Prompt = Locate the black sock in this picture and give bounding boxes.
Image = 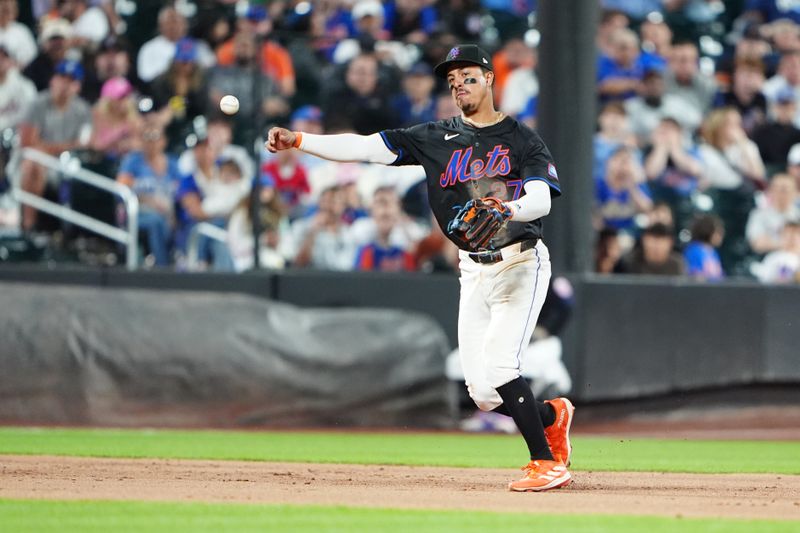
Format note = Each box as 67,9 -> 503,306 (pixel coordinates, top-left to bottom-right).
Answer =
495,377 -> 554,461
494,398 -> 556,427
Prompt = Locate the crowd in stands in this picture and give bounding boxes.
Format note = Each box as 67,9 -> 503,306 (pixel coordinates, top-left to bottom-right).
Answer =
0,0 -> 799,283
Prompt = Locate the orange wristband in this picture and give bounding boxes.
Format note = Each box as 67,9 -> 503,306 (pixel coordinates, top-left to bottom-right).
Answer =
292,131 -> 303,149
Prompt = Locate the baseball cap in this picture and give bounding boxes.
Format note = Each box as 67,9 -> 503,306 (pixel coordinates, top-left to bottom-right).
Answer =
290,105 -> 323,123
243,5 -> 268,22
434,44 -> 494,78
98,35 -> 128,54
788,143 -> 800,166
173,38 -> 198,63
101,76 -> 133,100
39,18 -> 72,44
407,62 -> 433,77
352,0 -> 384,20
55,59 -> 84,82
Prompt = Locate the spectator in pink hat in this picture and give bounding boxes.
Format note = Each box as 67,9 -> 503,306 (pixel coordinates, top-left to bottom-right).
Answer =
89,76 -> 142,165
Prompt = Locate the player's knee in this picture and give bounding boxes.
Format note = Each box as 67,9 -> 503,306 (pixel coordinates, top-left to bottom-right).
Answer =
484,365 -> 520,390
466,382 -> 502,411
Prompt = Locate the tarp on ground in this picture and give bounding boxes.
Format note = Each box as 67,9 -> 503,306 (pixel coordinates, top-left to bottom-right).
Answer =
0,283 -> 452,428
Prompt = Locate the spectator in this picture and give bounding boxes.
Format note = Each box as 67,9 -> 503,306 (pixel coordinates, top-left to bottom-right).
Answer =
639,15 -> 672,69
595,226 -> 623,274
178,117 -> 255,191
148,38 -> 210,153
625,67 -> 699,145
289,184 -> 357,270
384,0 -> 438,43
226,176 -> 290,272
0,0 -> 36,69
594,146 -> 653,233
332,1 -> 412,69
351,184 -> 426,253
280,105 -> 326,173
392,61 -> 436,126
116,123 -> 182,267
492,37 -> 536,105
663,41 -> 716,120
762,50 -> 800,126
137,5 -> 215,84
215,5 -> 295,97
713,57 -> 768,135
23,17 -> 71,91
617,222 -> 686,275
354,186 -> 417,271
57,0 -> 109,49
260,143 -> 311,217
176,155 -> 248,270
643,117 -> 705,231
697,107 -> 767,190
597,27 -> 646,102
19,59 -> 91,231
684,214 -> 725,281
742,1 -> 800,25
80,36 -> 134,103
0,44 -> 36,132
322,52 -> 397,135
746,173 -> 800,254
89,76 -> 141,165
207,29 -> 288,147
752,86 -> 800,170
596,9 -> 630,57
500,40 -> 539,118
786,142 -> 800,190
593,102 -> 638,183
753,221 -> 800,282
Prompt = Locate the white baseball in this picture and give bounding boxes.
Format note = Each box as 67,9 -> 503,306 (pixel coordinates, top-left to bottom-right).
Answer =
220,95 -> 240,115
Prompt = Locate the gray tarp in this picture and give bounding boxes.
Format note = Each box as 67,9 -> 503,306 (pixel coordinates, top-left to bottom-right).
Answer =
0,283 -> 452,428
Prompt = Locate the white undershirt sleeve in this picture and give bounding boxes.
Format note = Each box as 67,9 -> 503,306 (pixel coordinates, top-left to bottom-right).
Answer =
298,133 -> 398,165
506,180 -> 552,222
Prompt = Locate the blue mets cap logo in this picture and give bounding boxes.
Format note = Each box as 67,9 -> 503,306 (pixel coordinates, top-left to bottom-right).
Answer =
446,47 -> 461,61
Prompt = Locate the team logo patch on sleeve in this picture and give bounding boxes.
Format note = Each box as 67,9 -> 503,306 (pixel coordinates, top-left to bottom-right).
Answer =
548,163 -> 558,179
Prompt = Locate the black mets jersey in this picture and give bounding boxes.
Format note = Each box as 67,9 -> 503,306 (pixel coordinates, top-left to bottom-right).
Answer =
380,116 -> 561,251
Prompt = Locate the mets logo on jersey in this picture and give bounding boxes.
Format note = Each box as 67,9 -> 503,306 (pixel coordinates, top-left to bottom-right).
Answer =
439,145 -> 512,187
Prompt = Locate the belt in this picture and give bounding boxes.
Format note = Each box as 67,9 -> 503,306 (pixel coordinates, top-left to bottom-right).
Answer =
468,239 -> 538,264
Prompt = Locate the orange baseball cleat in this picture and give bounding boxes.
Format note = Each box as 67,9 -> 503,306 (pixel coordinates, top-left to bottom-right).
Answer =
508,460 -> 572,492
544,397 -> 575,466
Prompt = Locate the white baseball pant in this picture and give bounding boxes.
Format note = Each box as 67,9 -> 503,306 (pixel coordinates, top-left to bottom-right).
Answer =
457,240 -> 552,411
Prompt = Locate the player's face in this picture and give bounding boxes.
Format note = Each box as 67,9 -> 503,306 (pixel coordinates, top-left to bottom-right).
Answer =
446,65 -> 492,114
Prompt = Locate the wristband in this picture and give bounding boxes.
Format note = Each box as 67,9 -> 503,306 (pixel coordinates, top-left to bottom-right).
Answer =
292,132 -> 303,149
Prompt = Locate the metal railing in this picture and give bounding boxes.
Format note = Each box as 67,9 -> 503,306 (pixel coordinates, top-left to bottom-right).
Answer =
186,221 -> 228,271
14,148 -> 139,270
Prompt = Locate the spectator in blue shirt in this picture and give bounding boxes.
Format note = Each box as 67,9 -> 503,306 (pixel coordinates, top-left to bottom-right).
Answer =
116,124 -> 182,266
684,214 -> 725,280
595,146 -> 653,232
597,28 -> 647,102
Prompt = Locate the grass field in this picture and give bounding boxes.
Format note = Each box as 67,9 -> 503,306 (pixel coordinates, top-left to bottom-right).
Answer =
1,426 -> 799,473
1,500 -> 797,533
1,427 -> 799,532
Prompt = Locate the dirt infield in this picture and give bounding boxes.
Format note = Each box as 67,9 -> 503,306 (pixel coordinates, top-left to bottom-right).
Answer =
2,455 -> 799,520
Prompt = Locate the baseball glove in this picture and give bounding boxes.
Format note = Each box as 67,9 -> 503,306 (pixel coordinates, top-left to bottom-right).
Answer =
447,197 -> 513,251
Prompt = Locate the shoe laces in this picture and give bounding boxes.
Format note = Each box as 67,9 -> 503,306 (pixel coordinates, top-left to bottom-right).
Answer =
521,459 -> 565,476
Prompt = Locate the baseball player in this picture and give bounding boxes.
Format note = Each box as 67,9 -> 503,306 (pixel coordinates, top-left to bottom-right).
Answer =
267,44 -> 575,492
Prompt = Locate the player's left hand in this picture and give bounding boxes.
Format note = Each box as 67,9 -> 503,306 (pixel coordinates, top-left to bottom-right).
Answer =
447,197 -> 513,251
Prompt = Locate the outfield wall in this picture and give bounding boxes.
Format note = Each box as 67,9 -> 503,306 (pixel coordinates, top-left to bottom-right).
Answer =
0,267 -> 798,412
